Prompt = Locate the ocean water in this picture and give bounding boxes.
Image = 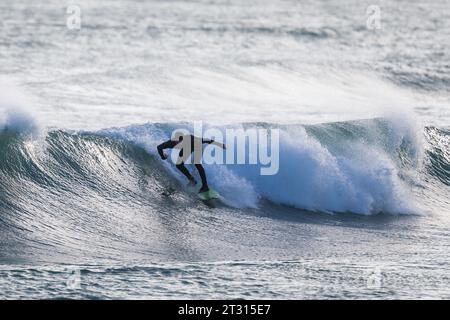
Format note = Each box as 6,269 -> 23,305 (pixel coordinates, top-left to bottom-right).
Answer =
0,0 -> 449,299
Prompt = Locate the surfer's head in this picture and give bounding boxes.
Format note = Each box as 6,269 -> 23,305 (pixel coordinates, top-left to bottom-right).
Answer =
172,130 -> 188,142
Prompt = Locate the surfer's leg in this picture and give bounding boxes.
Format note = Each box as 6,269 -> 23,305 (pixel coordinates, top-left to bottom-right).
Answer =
195,164 -> 209,192
176,149 -> 197,185
176,162 -> 196,184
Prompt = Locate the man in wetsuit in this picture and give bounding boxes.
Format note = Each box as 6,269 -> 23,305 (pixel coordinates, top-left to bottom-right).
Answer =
157,133 -> 226,193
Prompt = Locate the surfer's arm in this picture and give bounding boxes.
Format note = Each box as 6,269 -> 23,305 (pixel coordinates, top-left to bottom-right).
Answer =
157,140 -> 177,159
202,138 -> 226,149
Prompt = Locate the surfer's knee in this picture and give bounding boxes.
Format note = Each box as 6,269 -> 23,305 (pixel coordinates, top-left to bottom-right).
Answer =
195,164 -> 206,176
194,163 -> 205,171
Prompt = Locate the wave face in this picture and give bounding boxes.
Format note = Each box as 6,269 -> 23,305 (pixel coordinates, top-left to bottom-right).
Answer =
1,119 -> 449,262
1,119 -> 448,215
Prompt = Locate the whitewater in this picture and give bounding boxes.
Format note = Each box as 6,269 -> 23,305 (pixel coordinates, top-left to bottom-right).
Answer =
0,0 -> 449,299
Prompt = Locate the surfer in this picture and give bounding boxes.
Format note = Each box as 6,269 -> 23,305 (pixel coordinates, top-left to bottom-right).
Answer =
157,133 -> 226,193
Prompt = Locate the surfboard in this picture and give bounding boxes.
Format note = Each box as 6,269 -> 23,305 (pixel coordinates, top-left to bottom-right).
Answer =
197,188 -> 220,201
186,183 -> 221,201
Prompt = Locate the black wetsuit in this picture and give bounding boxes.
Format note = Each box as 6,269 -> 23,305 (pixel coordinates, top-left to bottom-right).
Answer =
157,135 -> 215,192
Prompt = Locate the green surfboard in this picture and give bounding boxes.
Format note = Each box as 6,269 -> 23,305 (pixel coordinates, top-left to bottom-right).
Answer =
197,188 -> 220,201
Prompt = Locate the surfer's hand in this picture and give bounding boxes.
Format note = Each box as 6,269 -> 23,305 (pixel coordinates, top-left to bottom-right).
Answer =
161,152 -> 168,160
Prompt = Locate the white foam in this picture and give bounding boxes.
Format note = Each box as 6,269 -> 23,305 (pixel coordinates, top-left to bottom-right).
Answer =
0,81 -> 41,137
100,119 -> 419,215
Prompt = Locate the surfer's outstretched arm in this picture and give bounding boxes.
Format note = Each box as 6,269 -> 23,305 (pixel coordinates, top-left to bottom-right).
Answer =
201,138 -> 226,149
176,162 -> 196,183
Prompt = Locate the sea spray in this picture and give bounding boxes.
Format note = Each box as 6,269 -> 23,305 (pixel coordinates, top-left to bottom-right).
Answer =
0,81 -> 41,138
98,119 -> 421,214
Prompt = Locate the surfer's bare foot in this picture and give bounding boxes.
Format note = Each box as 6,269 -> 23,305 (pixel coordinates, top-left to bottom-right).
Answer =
198,185 -> 209,193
